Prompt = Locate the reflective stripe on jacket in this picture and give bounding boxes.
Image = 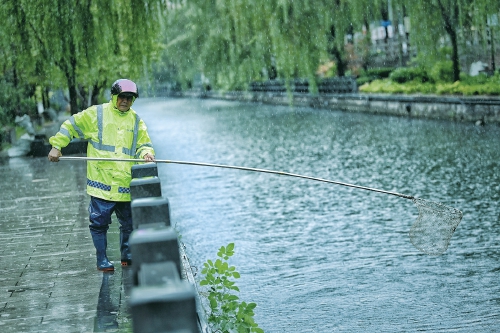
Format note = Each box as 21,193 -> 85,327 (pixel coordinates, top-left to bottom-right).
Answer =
49,102 -> 155,201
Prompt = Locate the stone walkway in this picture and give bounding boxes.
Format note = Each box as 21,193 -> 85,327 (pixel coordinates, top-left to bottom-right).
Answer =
0,156 -> 133,333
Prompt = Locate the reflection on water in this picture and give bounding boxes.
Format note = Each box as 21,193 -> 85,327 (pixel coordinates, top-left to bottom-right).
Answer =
93,268 -> 134,332
135,98 -> 500,332
94,272 -> 118,332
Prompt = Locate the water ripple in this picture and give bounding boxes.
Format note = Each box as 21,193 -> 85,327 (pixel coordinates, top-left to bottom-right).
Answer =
138,98 -> 500,333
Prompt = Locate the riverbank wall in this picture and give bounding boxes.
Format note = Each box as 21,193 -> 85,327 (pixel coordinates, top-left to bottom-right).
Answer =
183,90 -> 500,126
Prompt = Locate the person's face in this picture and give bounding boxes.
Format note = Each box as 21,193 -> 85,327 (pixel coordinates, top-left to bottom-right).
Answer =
116,94 -> 134,112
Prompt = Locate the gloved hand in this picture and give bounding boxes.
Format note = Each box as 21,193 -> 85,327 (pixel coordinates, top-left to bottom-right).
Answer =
48,147 -> 62,162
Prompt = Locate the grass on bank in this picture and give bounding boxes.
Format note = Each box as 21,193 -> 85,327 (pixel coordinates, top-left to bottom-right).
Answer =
360,78 -> 500,95
357,65 -> 500,96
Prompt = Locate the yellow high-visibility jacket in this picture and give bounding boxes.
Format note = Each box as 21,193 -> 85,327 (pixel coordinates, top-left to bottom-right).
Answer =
49,102 -> 155,202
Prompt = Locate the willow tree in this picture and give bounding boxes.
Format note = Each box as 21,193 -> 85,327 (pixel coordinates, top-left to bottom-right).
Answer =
350,0 -> 393,67
0,2 -> 38,124
158,0 -> 499,90
0,0 -> 164,115
465,0 -> 500,72
268,0 -> 354,82
80,1 -> 165,108
396,0 -> 500,81
399,0 -> 461,81
163,0 -> 283,90
161,0 -> 357,91
325,0 -> 354,77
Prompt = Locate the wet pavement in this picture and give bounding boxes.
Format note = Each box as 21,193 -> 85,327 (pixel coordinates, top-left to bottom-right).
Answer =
0,156 -> 134,333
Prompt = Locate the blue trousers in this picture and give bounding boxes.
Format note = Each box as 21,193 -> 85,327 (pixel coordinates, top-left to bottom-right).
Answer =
88,196 -> 133,260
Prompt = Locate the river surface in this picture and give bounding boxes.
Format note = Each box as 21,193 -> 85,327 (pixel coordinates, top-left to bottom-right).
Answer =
135,97 -> 500,332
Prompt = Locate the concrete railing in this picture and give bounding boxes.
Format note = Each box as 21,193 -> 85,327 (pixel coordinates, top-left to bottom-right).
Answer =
128,163 -> 209,333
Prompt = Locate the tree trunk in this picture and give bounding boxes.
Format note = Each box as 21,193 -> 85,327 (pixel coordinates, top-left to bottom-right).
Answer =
91,79 -> 107,105
450,30 -> 460,81
66,41 -> 79,114
330,24 -> 346,77
438,0 -> 460,82
67,78 -> 79,115
490,28 -> 496,71
331,46 -> 346,77
91,83 -> 101,106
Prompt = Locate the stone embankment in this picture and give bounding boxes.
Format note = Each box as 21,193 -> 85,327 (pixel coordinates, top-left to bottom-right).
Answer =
185,90 -> 500,125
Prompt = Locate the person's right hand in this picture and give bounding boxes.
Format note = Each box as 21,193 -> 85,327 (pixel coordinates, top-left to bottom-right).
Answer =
48,147 -> 62,162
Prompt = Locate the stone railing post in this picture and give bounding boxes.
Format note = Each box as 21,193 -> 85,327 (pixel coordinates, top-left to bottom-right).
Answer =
128,163 -> 201,333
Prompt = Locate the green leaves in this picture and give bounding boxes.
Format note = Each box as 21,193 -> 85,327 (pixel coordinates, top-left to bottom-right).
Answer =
158,0 -> 500,91
0,0 -> 166,116
360,72 -> 500,95
216,242 -> 236,261
199,243 -> 263,333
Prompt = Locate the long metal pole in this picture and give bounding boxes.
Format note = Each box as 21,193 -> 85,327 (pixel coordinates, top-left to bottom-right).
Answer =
58,156 -> 415,200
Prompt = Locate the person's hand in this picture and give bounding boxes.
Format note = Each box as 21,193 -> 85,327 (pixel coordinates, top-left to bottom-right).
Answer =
144,153 -> 156,162
48,147 -> 62,162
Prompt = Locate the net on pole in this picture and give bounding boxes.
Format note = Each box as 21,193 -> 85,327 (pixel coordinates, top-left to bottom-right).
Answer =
409,198 -> 463,255
57,156 -> 464,255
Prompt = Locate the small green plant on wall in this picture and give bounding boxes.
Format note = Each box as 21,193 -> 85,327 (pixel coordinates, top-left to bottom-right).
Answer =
200,243 -> 264,333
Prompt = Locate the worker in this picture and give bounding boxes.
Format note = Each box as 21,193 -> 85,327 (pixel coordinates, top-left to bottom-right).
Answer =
48,79 -> 155,271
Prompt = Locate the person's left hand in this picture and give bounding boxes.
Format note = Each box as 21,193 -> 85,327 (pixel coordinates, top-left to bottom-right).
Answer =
144,153 -> 156,162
